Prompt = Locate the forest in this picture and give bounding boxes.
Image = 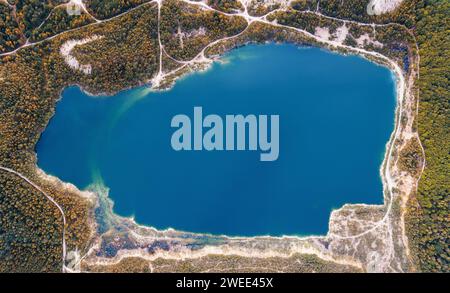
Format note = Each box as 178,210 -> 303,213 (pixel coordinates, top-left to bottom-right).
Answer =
85,0 -> 148,19
0,0 -> 448,272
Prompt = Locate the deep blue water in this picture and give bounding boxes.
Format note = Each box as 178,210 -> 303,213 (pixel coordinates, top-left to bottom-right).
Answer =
36,44 -> 395,236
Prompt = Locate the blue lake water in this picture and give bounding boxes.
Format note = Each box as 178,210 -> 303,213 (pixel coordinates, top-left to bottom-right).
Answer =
36,44 -> 396,236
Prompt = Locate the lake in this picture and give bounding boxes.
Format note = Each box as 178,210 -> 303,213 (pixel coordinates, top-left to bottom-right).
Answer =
36,44 -> 396,236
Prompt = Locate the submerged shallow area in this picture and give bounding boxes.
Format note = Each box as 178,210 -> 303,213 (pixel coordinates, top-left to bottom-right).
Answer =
36,44 -> 396,236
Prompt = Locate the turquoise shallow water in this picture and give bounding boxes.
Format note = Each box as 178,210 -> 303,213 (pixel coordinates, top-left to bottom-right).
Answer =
36,44 -> 396,236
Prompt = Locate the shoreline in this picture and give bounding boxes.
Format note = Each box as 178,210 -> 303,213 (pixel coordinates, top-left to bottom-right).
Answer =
28,32 -> 418,272
1,0 -> 422,272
